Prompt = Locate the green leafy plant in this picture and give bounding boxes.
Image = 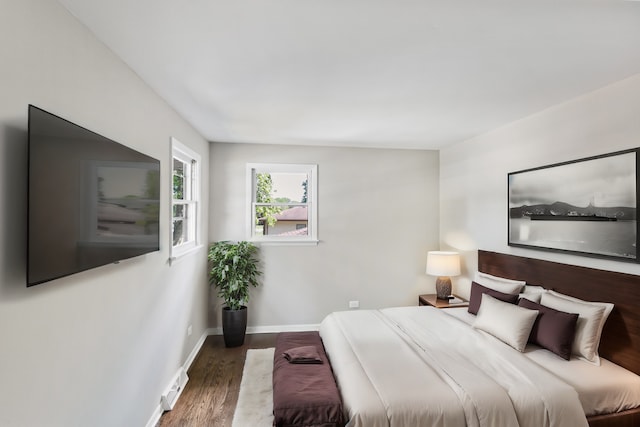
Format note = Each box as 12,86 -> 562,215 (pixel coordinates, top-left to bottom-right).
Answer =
207,241 -> 261,310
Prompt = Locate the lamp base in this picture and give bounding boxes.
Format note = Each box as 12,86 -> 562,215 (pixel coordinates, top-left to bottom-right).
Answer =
435,277 -> 452,300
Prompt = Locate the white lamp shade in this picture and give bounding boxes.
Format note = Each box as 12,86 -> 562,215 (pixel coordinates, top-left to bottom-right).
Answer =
426,251 -> 461,276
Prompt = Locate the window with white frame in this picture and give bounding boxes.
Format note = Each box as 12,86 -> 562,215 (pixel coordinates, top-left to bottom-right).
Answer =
247,163 -> 318,244
171,138 -> 201,258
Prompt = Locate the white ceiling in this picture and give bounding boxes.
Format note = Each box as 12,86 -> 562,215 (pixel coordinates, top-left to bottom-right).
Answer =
58,0 -> 640,150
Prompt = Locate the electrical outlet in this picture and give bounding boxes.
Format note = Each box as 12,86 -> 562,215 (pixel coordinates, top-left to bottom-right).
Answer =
187,325 -> 193,336
349,300 -> 359,309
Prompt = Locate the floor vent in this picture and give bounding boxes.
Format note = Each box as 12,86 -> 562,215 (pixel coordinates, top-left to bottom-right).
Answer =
161,368 -> 189,411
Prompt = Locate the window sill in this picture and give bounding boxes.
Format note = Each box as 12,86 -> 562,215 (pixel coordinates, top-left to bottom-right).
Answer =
169,244 -> 205,265
250,239 -> 319,247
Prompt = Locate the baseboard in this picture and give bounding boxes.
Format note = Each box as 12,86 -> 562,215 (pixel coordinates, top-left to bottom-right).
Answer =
207,324 -> 320,335
248,323 -> 320,334
145,330 -> 209,427
145,404 -> 163,427
184,331 -> 208,371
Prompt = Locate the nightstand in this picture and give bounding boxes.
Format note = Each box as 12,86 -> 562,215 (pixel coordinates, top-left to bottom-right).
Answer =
418,294 -> 469,309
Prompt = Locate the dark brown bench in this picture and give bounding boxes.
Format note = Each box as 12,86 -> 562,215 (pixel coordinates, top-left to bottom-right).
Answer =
272,331 -> 345,427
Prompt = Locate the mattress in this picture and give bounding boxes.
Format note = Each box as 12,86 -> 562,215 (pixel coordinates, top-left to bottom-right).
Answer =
444,307 -> 640,417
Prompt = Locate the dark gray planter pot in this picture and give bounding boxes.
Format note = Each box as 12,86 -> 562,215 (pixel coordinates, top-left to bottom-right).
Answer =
222,306 -> 247,348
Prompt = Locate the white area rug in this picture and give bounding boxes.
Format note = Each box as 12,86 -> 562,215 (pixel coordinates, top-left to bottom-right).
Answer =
232,347 -> 275,427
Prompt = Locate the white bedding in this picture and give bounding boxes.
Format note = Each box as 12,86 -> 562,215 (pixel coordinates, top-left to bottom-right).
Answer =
319,306 -> 592,427
444,307 -> 640,416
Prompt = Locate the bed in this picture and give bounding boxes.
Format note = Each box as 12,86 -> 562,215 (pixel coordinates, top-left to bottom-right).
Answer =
318,250 -> 640,427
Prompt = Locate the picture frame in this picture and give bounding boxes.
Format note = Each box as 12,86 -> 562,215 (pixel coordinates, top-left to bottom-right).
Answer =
508,148 -> 639,262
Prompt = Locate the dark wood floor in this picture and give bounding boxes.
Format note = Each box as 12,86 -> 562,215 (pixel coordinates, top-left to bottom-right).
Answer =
158,333 -> 278,427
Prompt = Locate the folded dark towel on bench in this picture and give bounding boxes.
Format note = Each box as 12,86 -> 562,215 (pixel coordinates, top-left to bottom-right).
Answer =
283,345 -> 323,364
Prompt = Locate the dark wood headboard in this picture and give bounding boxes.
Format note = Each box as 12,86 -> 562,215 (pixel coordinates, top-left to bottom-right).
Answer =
478,250 -> 640,376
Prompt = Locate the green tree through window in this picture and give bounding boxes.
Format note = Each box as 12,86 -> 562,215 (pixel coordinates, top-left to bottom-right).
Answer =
255,173 -> 282,227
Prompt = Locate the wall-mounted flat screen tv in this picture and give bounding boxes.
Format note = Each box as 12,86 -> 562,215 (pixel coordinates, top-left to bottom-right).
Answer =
27,105 -> 160,286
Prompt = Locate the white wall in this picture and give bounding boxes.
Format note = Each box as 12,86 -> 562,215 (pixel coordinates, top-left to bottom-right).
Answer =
440,74 -> 640,298
0,1 -> 209,426
209,142 -> 439,329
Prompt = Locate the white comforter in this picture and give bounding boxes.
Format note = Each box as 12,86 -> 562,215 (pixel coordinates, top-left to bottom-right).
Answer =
319,306 -> 588,427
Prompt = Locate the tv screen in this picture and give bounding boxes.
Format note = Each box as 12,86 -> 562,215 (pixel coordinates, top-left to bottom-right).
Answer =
27,105 -> 160,286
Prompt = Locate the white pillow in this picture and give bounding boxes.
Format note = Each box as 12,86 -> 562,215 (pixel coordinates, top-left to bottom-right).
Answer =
518,293 -> 542,303
518,285 -> 546,303
475,272 -> 526,294
473,293 -> 539,352
523,285 -> 546,294
539,291 -> 613,365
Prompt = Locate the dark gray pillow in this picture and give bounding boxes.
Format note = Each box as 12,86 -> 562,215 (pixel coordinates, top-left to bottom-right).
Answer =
468,281 -> 519,315
518,298 -> 579,360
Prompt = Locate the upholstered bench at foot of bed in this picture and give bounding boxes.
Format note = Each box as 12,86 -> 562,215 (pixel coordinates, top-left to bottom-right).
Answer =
272,331 -> 345,427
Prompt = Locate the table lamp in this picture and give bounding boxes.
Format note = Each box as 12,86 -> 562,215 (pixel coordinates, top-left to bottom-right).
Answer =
426,251 -> 461,300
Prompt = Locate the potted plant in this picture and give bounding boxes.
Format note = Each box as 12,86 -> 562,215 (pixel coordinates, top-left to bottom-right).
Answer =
207,240 -> 261,347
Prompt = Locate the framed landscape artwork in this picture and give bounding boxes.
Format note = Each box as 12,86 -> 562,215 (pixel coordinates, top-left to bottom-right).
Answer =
508,148 -> 639,262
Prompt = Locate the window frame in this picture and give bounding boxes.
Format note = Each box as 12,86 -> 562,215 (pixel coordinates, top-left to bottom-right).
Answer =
246,163 -> 318,245
171,137 -> 202,260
